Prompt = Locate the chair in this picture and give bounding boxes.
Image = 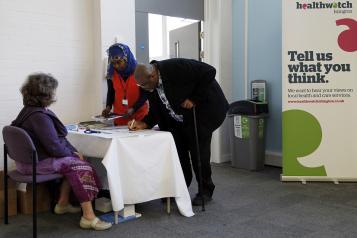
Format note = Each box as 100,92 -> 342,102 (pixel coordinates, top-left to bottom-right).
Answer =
2,126 -> 63,238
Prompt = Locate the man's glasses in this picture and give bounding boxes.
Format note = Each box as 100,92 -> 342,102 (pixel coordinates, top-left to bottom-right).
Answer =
136,81 -> 149,88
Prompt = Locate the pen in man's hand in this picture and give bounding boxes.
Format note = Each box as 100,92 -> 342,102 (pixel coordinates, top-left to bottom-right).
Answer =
130,119 -> 135,130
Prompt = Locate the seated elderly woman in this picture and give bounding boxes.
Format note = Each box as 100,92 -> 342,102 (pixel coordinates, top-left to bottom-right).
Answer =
11,73 -> 112,231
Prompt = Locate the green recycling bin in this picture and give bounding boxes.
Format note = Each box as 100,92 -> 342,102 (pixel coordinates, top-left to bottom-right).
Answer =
227,101 -> 268,171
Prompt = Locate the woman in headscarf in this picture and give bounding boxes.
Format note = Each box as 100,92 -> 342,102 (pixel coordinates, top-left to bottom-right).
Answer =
102,43 -> 149,125
12,73 -> 112,230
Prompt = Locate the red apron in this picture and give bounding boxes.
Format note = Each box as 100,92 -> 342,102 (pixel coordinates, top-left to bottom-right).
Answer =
112,71 -> 148,125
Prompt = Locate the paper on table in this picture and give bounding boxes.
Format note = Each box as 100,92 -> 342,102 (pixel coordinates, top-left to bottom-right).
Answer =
92,113 -> 124,122
78,121 -> 108,129
100,125 -> 128,130
97,129 -> 163,138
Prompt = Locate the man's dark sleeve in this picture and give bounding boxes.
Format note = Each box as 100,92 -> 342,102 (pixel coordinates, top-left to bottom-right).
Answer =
132,87 -> 149,111
141,95 -> 159,129
142,111 -> 159,129
106,79 -> 115,108
184,60 -> 217,105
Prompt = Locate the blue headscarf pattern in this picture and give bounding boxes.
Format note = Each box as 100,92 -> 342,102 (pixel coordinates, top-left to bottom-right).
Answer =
106,43 -> 137,79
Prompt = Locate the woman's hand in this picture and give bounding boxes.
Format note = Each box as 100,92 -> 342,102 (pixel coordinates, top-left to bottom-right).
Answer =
127,120 -> 148,131
74,152 -> 85,161
102,106 -> 112,117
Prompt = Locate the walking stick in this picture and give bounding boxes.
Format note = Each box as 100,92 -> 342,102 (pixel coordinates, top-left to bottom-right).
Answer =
192,106 -> 205,211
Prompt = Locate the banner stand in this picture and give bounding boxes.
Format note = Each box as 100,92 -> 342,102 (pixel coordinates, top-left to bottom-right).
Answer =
282,0 -> 357,182
281,176 -> 357,184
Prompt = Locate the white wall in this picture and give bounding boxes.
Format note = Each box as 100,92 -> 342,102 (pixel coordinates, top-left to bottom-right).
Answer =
0,0 -> 97,169
232,0 -> 282,166
0,0 -> 99,121
99,0 -> 136,106
0,0 -> 136,170
203,0 -> 233,163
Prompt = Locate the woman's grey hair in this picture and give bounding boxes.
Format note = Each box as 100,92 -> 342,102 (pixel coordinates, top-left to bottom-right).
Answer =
21,73 -> 58,107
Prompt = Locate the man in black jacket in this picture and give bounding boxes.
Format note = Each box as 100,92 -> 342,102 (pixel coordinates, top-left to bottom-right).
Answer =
129,58 -> 229,205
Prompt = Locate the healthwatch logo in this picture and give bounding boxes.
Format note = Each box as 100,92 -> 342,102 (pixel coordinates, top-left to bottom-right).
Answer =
296,1 -> 353,10
336,18 -> 357,52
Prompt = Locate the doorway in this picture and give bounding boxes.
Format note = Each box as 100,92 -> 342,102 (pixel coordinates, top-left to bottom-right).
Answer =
135,0 -> 204,63
148,14 -> 201,61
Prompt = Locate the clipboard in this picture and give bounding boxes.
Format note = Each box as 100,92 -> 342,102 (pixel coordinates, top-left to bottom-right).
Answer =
92,113 -> 125,122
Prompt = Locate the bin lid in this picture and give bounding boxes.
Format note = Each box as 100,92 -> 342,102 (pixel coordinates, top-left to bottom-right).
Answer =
228,100 -> 268,116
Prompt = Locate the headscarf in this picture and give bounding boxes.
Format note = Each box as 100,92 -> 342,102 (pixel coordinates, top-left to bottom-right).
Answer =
106,43 -> 137,79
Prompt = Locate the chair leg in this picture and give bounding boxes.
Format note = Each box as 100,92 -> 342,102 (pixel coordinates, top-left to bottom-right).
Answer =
4,144 -> 9,224
32,152 -> 37,238
50,181 -> 56,213
166,198 -> 171,215
32,182 -> 37,238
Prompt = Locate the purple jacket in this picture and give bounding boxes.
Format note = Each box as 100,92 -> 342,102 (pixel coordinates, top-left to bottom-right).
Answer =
11,106 -> 77,161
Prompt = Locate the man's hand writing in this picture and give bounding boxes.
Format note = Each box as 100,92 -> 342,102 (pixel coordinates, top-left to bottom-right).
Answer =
128,120 -> 148,131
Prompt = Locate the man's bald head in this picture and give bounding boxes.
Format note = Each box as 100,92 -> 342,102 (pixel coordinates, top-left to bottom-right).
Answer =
134,63 -> 158,92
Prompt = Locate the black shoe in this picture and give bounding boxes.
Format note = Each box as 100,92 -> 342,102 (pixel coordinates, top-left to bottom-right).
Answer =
192,193 -> 212,206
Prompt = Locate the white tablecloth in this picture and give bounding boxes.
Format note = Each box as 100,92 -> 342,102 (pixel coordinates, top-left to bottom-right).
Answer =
67,129 -> 194,217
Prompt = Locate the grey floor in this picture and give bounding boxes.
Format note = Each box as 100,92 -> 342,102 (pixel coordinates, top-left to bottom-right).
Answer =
2,163 -> 357,238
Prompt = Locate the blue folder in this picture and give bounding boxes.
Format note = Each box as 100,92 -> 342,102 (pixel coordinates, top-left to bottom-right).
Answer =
99,212 -> 141,224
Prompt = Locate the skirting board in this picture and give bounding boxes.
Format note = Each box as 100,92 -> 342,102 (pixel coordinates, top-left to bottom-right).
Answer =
265,151 -> 282,167
219,153 -> 232,163
281,176 -> 357,183
217,151 -> 282,167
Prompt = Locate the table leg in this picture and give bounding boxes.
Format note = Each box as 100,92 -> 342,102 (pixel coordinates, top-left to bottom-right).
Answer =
166,198 -> 171,214
114,211 -> 119,224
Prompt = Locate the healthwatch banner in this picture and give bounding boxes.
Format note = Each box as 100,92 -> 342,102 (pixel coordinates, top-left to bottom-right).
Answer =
282,0 -> 357,180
